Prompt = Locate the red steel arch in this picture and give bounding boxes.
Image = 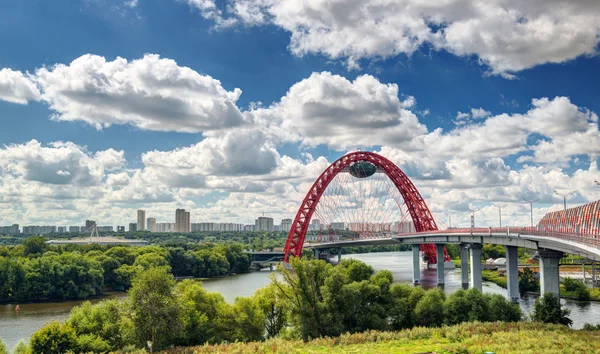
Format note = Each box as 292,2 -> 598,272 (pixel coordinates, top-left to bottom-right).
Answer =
284,151 -> 447,263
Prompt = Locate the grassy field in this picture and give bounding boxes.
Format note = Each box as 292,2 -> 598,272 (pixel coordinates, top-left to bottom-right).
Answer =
137,322 -> 600,354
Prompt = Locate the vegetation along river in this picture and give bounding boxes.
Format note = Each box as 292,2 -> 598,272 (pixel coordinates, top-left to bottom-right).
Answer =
1,251 -> 599,351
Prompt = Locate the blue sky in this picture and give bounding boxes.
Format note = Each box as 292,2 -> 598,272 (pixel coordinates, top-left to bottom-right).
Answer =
0,0 -> 599,228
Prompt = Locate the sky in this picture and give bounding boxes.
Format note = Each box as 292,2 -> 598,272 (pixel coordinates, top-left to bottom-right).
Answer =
0,0 -> 599,229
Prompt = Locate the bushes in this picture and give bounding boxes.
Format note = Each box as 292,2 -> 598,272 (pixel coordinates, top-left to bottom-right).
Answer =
29,321 -> 78,354
561,277 -> 590,300
532,293 -> 573,327
0,338 -> 7,354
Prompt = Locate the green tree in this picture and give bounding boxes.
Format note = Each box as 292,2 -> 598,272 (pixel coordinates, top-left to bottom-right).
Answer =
272,258 -> 333,340
562,277 -> 590,300
487,294 -> 522,322
68,299 -> 132,350
519,268 -> 540,294
129,267 -> 181,350
254,283 -> 288,338
443,289 -> 471,325
12,339 -> 30,354
414,288 -> 445,327
0,338 -> 7,354
29,321 -> 78,354
22,237 -> 47,257
532,293 -> 573,326
232,296 -> 266,342
133,252 -> 171,271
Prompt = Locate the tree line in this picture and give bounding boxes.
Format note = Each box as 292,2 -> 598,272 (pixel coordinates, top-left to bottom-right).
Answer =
0,237 -> 250,303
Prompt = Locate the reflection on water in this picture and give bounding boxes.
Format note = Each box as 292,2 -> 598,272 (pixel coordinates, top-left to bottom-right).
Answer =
1,252 -> 600,351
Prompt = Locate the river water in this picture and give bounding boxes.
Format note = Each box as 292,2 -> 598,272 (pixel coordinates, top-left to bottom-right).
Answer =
2,251 -> 600,351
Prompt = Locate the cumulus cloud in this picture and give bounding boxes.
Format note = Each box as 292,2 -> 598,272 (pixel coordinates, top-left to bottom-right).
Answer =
0,140 -> 124,186
34,53 -> 245,132
0,68 -> 41,104
189,0 -> 600,76
251,72 -> 427,149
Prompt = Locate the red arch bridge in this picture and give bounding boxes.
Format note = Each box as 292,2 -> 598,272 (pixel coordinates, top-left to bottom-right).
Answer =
283,151 -> 600,303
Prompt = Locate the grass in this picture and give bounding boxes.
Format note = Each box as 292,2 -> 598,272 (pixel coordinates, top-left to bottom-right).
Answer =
136,322 -> 600,354
481,270 -> 507,288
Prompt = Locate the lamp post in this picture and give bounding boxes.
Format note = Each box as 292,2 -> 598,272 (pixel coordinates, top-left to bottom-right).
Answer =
492,204 -> 506,228
554,190 -> 576,211
523,198 -> 540,228
469,207 -> 480,228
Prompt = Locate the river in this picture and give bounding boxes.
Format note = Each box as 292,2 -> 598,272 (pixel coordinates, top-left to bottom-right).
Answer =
2,251 -> 600,351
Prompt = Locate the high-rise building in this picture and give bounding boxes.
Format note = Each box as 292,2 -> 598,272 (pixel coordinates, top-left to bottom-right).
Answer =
69,226 -> 80,232
58,226 -> 67,233
311,219 -> 321,231
0,224 -> 19,235
281,219 -> 292,233
129,223 -> 137,232
330,222 -> 345,231
147,217 -> 157,232
117,226 -> 125,232
85,220 -> 96,231
157,222 -> 176,232
175,209 -> 190,233
137,210 -> 146,231
255,216 -> 274,231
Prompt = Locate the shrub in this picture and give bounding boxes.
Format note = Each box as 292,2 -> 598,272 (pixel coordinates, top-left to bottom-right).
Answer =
0,338 -> 7,354
582,323 -> 600,331
561,277 -> 590,300
12,340 -> 30,354
532,293 -> 573,327
29,321 -> 78,354
414,288 -> 445,327
76,334 -> 111,353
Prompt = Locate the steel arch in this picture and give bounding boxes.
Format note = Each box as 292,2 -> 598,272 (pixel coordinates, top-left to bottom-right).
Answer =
284,151 -> 446,263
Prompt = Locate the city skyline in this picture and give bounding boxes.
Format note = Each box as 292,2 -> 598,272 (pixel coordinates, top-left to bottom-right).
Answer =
0,1 -> 599,230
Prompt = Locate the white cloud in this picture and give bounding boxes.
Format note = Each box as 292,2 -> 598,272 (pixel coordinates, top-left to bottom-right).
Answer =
34,53 -> 245,132
190,0 -> 600,76
0,68 -> 41,104
0,140 -> 123,186
251,72 -> 427,149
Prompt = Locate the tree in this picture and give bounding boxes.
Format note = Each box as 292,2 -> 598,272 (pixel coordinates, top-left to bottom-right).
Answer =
129,267 -> 181,350
487,294 -> 522,322
232,296 -> 266,342
562,277 -> 590,300
29,321 -> 78,354
414,288 -> 445,327
443,289 -> 471,325
22,237 -> 47,256
519,268 -> 540,294
12,339 -> 30,354
68,299 -> 132,350
254,283 -> 288,338
0,338 -> 7,354
532,293 -> 573,326
272,257 -> 333,340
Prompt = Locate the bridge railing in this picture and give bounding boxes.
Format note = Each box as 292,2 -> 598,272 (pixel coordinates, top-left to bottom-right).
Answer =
306,227 -> 600,250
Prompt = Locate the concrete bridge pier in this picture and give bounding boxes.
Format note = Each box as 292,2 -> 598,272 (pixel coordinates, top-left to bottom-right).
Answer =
539,249 -> 564,296
460,244 -> 469,289
505,245 -> 520,303
436,244 -> 445,287
470,243 -> 483,291
412,244 -> 421,285
337,248 -> 342,263
326,248 -> 331,263
314,248 -> 319,260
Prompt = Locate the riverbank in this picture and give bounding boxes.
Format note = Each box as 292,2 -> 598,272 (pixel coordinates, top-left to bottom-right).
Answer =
139,322 -> 600,354
481,269 -> 600,301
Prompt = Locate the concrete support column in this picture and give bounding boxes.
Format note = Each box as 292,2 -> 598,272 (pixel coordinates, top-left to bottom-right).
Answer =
460,244 -> 469,289
314,248 -> 319,260
505,245 -> 520,303
337,248 -> 342,263
326,249 -> 331,263
412,244 -> 421,285
436,244 -> 445,287
539,249 -> 564,297
469,243 -> 483,292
